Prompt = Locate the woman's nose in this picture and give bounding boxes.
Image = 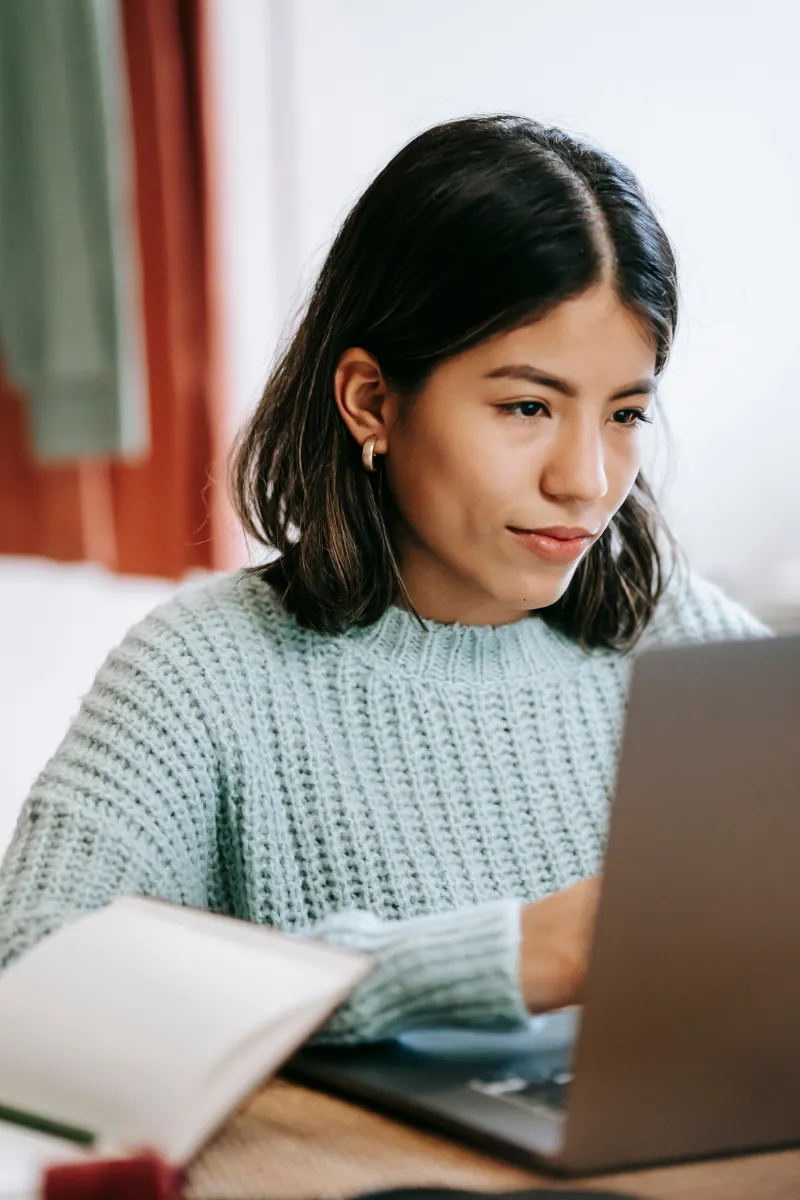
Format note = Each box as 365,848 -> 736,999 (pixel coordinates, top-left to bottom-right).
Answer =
540,425 -> 609,505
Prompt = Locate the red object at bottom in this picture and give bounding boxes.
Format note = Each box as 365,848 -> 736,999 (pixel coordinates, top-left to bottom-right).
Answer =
44,1153 -> 182,1200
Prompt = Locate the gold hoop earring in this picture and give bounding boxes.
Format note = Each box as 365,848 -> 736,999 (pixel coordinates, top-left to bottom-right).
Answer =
362,436 -> 379,473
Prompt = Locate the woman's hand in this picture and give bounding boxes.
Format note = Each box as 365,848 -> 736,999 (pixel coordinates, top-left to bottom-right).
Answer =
519,876 -> 602,1012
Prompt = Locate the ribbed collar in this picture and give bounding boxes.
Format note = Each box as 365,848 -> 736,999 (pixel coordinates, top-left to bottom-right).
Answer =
338,604 -> 593,684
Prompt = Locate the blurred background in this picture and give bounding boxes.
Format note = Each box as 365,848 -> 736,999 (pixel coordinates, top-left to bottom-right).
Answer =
1,0 -> 799,849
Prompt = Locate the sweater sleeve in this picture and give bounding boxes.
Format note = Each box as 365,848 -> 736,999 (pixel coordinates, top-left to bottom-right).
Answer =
304,899 -> 530,1044
0,610 -> 227,971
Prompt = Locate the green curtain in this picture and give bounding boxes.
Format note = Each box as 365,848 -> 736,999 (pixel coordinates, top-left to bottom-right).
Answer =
0,0 -> 148,461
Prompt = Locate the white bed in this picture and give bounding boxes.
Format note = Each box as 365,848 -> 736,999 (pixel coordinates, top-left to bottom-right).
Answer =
0,558 -> 178,855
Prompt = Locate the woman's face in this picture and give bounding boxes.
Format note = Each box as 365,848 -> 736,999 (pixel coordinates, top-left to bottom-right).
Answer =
382,283 -> 658,626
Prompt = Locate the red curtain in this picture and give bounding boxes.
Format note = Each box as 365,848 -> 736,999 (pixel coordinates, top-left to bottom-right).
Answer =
0,0 -> 236,578
0,371 -> 117,564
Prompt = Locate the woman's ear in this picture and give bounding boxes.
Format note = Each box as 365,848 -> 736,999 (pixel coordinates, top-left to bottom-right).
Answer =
333,348 -> 397,455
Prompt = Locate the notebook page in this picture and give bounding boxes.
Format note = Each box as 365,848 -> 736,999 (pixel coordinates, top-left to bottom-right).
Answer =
0,898 -> 369,1159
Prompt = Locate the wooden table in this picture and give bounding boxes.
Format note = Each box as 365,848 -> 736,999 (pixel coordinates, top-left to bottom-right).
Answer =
185,1079 -> 800,1199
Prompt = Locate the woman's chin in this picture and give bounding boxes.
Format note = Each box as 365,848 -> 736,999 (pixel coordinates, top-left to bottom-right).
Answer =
505,566 -> 578,613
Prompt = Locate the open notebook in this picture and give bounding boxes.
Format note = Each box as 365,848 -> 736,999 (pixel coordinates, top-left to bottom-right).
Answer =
0,896 -> 371,1198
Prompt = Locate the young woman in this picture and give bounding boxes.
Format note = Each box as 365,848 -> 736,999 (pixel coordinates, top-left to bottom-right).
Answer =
0,115 -> 767,1041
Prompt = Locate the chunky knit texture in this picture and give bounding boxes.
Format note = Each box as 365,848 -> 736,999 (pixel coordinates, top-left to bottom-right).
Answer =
0,569 -> 768,1041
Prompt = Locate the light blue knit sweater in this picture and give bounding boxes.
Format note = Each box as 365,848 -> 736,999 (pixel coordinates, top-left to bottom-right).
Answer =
0,569 -> 768,1041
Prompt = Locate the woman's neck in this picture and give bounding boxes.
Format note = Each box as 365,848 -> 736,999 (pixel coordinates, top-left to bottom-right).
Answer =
395,545 -> 530,629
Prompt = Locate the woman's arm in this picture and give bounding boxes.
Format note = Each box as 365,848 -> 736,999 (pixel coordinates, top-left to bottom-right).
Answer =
2,689 -> 532,1043
306,878 -> 601,1044
0,592 -> 593,1043
0,606 -> 533,1042
303,899 -> 530,1043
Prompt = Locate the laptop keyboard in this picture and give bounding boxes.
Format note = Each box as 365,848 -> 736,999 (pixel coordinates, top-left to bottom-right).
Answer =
468,1067 -> 572,1113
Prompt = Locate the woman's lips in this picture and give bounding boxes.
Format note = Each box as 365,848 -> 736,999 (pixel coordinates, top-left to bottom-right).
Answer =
508,526 -> 594,564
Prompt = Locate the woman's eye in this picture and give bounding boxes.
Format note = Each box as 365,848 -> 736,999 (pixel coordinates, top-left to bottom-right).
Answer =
612,408 -> 652,427
497,402 -> 652,425
499,401 -> 548,419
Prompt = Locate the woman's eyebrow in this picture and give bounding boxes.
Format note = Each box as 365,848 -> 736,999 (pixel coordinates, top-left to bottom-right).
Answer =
484,364 -> 656,400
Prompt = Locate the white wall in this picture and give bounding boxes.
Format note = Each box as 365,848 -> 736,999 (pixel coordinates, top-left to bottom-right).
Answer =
211,0 -> 800,609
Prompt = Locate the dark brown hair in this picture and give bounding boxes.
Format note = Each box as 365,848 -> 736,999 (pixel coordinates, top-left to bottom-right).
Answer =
232,114 -> 681,651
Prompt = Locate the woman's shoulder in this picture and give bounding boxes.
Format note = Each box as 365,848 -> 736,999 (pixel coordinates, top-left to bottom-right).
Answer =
101,570 -> 298,693
641,565 -> 772,650
140,568 -> 290,636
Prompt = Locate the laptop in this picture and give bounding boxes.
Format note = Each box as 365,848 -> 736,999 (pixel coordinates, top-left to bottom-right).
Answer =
287,632 -> 800,1174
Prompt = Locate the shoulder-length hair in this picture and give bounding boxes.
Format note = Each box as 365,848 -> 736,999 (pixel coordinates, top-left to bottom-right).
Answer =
232,114 -> 680,651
